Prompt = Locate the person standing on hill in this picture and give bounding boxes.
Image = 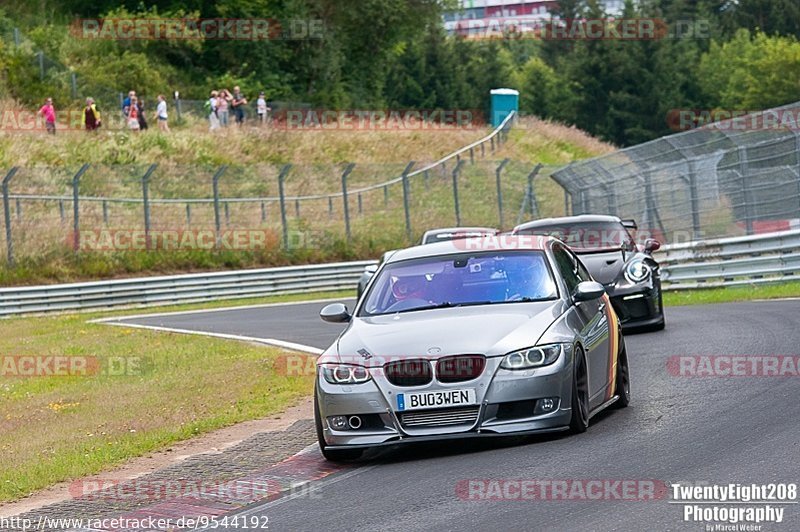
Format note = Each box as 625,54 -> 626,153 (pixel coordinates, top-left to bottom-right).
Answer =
137,98 -> 149,130
128,96 -> 141,131
231,86 -> 247,126
38,97 -> 56,135
83,97 -> 101,131
217,89 -> 230,127
256,91 -> 269,125
155,94 -> 169,132
122,90 -> 135,117
207,90 -> 220,131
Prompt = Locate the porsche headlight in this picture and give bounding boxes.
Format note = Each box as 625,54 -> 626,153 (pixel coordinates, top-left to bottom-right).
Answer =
624,259 -> 651,283
501,344 -> 562,370
321,364 -> 371,384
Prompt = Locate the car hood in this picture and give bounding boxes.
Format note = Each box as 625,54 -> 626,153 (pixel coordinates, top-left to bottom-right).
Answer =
330,301 -> 565,367
575,248 -> 629,285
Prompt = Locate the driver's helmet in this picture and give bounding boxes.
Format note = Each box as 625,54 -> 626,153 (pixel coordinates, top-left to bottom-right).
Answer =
391,274 -> 429,300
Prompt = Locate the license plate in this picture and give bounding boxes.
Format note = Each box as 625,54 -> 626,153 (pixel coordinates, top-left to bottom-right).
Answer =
396,389 -> 476,411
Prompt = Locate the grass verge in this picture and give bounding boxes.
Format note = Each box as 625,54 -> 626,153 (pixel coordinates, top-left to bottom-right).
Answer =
663,281 -> 800,307
0,294 -> 343,502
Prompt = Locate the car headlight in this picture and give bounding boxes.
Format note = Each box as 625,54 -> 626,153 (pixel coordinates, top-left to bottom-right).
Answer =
624,259 -> 651,283
501,344 -> 562,370
321,364 -> 371,384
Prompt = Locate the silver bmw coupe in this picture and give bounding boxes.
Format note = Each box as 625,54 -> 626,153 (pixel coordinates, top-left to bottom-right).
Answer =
315,235 -> 630,461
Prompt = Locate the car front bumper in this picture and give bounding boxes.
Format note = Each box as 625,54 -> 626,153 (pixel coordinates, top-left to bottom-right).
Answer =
606,279 -> 663,329
316,352 -> 575,448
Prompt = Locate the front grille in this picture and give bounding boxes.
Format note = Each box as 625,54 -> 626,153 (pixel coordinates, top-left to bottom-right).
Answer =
384,359 -> 433,387
400,406 -> 480,428
436,355 -> 486,383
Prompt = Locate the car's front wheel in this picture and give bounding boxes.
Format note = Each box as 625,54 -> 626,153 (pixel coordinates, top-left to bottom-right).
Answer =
569,346 -> 589,433
314,389 -> 364,461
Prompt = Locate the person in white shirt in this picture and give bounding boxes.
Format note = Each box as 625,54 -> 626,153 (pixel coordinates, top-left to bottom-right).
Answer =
256,91 -> 270,125
155,94 -> 169,132
208,90 -> 220,131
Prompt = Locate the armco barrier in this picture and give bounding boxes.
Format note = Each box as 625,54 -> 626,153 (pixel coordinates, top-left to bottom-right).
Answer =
2,229 -> 799,316
657,229 -> 800,289
0,260 -> 376,316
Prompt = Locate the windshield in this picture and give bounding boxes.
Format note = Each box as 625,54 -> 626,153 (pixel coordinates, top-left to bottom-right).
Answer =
516,221 -> 634,251
359,251 -> 558,316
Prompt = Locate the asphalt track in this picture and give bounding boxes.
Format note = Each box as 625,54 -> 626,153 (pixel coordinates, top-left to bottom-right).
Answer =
112,299 -> 800,531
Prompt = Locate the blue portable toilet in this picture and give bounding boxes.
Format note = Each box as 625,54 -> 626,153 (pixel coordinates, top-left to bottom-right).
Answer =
490,88 -> 519,127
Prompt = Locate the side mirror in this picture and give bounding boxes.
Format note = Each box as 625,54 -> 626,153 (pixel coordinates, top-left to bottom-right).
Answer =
320,303 -> 351,323
364,264 -> 378,274
573,281 -> 605,302
644,239 -> 661,253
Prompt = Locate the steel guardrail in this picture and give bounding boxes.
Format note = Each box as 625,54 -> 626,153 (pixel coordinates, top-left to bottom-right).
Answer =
656,229 -> 800,290
2,228 -> 798,316
0,260 -> 377,316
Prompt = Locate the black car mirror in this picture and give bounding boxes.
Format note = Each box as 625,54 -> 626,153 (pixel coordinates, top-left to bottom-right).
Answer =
320,303 -> 351,323
573,281 -> 605,302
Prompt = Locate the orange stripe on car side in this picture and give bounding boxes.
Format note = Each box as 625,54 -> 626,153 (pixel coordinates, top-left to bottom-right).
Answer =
604,294 -> 619,400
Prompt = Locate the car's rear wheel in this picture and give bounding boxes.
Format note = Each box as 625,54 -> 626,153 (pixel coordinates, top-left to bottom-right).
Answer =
613,341 -> 630,408
314,389 -> 364,461
569,346 -> 589,433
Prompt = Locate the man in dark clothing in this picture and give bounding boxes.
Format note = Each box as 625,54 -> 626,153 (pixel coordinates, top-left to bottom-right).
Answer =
231,86 -> 247,125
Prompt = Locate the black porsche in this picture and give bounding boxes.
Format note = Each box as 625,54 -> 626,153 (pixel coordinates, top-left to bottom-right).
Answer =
513,215 -> 665,332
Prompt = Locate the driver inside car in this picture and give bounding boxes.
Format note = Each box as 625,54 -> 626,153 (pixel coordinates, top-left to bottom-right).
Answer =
504,256 -> 555,301
391,274 -> 432,302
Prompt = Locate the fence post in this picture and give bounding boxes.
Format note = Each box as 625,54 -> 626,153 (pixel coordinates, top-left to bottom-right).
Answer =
103,200 -> 109,225
37,52 -> 44,81
738,146 -> 754,235
2,167 -> 19,266
211,165 -> 228,248
341,163 -> 356,242
261,201 -> 266,223
383,185 -> 388,206
687,160 -> 701,240
295,199 -> 300,218
357,193 -> 363,215
469,147 -> 474,164
527,163 -> 543,218
71,163 -> 89,252
141,164 -> 158,250
174,95 -> 183,124
58,200 -> 63,222
186,203 -> 192,226
452,159 -> 465,226
70,72 -> 78,100
277,164 -> 291,248
495,158 -> 510,228
224,202 -> 230,226
328,196 -> 334,217
402,161 -> 415,241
